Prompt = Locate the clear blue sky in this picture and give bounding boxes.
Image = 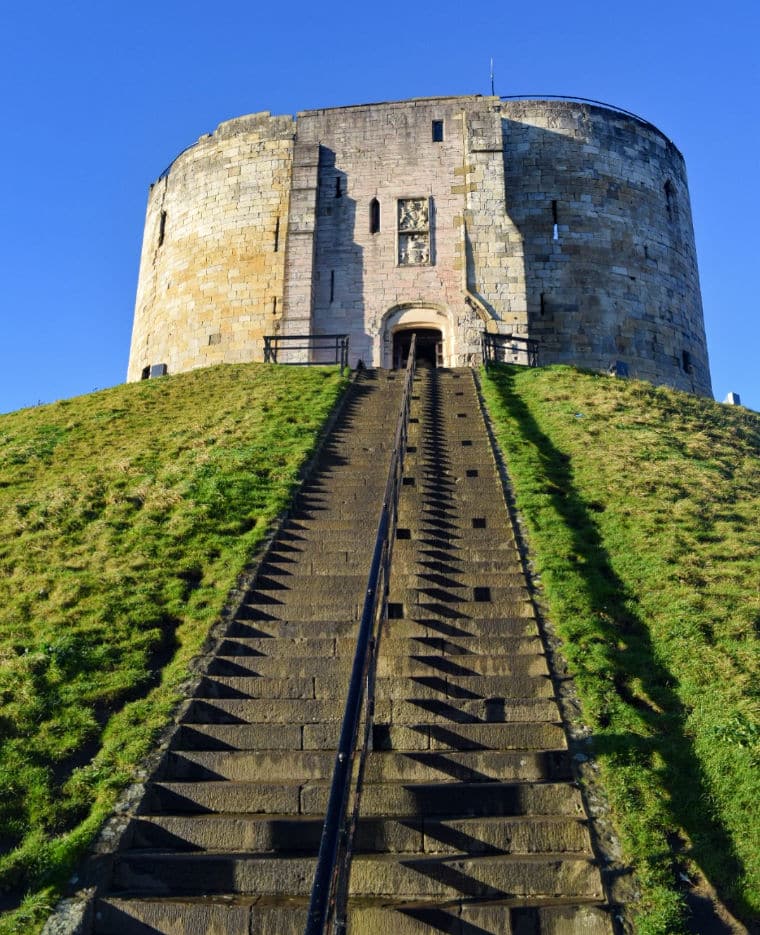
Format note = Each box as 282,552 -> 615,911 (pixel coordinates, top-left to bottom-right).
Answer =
1,0 -> 757,414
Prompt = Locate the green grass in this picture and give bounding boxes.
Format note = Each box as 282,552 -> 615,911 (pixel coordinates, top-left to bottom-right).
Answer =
0,363 -> 347,934
481,364 -> 759,933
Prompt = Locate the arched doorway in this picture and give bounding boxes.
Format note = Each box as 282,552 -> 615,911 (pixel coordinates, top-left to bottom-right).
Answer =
393,328 -> 443,368
380,304 -> 452,369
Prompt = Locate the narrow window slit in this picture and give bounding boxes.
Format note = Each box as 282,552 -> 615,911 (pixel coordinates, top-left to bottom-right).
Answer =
461,439 -> 472,447
551,200 -> 559,240
274,216 -> 280,252
432,120 -> 444,142
369,198 -> 380,234
329,271 -> 335,303
540,292 -> 546,316
158,210 -> 167,247
335,177 -> 342,198
457,413 -> 467,419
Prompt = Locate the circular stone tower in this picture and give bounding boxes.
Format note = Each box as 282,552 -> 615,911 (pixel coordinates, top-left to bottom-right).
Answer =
127,95 -> 711,396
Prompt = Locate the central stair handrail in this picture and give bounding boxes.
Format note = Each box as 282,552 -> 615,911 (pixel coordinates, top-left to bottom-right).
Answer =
305,337 -> 418,935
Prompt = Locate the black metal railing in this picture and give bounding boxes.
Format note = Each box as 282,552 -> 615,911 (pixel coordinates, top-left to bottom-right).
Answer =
482,332 -> 539,369
263,334 -> 350,373
305,335 -> 417,935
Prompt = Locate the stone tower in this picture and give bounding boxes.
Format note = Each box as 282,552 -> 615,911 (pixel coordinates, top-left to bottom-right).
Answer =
127,95 -> 711,396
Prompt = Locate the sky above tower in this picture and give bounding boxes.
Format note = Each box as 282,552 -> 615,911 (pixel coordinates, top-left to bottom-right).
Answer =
0,0 -> 757,412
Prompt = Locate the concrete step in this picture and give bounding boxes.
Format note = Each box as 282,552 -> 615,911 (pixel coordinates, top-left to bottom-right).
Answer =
180,698 -> 344,724
247,573 -> 368,594
109,852 -> 602,900
381,618 -> 540,639
172,719 -> 566,754
142,780 -> 583,819
206,656 -> 351,678
93,897 -> 613,935
380,635 -> 543,656
224,618 -> 362,639
374,654 -> 548,678
374,674 -> 554,700
373,697 -> 560,726
124,813 -> 589,856
160,747 -> 570,783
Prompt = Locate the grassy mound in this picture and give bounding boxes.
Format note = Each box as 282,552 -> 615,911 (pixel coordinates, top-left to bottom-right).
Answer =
0,363 -> 347,933
481,365 -> 759,933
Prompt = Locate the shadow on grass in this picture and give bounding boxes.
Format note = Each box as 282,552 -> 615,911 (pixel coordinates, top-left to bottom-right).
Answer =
485,366 -> 749,929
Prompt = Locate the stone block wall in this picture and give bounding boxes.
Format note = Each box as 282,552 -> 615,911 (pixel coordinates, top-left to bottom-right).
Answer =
499,99 -> 710,395
126,95 -> 711,396
127,112 -> 294,381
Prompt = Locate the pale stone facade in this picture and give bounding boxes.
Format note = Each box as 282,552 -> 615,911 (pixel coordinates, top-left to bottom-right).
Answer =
128,95 -> 712,396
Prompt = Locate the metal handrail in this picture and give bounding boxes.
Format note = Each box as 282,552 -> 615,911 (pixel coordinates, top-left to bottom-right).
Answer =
305,336 -> 417,935
263,334 -> 350,373
482,331 -> 539,370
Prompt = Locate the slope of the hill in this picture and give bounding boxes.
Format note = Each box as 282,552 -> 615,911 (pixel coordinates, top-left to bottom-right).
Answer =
481,365 -> 759,934
0,364 -> 347,934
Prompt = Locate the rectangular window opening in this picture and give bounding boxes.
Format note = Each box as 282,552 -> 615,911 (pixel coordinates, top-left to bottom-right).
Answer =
466,469 -> 478,478
208,333 -> 221,346
682,350 -> 692,373
473,586 -> 491,602
540,292 -> 546,316
335,176 -> 342,198
329,270 -> 335,303
432,120 -> 444,142
388,602 -> 404,619
141,366 -> 150,381
551,200 -> 559,241
472,517 -> 486,529
396,528 -> 411,540
402,477 -> 416,486
158,210 -> 167,247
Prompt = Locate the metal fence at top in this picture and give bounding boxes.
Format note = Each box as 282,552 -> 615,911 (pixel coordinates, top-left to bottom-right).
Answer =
482,332 -> 539,370
263,334 -> 350,373
305,335 -> 418,935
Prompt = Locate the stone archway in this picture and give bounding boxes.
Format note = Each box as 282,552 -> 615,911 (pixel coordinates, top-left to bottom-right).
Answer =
380,305 -> 453,369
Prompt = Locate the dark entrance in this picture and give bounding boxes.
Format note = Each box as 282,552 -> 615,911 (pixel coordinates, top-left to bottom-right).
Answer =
393,328 -> 443,369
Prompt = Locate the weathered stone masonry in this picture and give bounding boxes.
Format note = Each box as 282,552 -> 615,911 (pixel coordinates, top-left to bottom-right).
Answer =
127,95 -> 712,396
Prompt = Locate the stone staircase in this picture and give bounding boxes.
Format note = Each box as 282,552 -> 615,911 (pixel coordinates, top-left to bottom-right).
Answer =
90,367 -> 612,934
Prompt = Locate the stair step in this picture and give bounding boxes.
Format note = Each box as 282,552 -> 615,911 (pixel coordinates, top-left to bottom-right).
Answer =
93,897 -> 613,935
123,813 -> 590,856
160,747 -> 570,783
374,675 -> 554,700
373,697 -> 560,725
181,698 -> 343,724
143,780 -> 584,819
380,635 -> 543,656
375,654 -> 548,678
110,852 -> 603,899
